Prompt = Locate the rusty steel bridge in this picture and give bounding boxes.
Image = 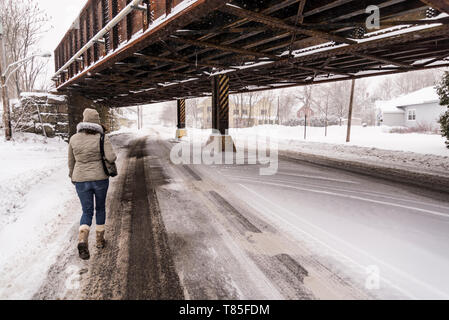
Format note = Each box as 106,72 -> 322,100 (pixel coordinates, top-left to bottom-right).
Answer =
53,0 -> 449,134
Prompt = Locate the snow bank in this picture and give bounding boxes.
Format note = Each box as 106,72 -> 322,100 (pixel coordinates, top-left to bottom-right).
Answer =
230,125 -> 449,156
20,92 -> 67,102
154,124 -> 448,157
151,124 -> 449,177
0,132 -> 68,228
0,131 -> 78,299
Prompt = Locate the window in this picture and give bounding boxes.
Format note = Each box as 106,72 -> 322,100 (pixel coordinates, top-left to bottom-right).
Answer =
407,109 -> 416,121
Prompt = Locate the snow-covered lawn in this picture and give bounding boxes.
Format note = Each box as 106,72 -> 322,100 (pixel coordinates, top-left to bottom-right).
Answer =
152,124 -> 448,156
150,124 -> 449,177
233,125 -> 449,176
0,131 -> 79,299
231,125 -> 449,157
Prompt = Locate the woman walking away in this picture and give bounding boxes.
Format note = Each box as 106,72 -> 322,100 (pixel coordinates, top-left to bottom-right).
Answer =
68,108 -> 117,260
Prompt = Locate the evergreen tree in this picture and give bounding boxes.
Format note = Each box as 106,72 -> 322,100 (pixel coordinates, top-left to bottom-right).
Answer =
436,72 -> 449,149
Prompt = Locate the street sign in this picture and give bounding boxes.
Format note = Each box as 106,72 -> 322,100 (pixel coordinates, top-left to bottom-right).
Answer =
297,106 -> 314,119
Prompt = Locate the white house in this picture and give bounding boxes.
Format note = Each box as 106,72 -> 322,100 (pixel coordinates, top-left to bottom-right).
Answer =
376,87 -> 446,129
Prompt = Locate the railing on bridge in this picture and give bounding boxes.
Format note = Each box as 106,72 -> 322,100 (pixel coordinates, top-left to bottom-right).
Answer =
53,0 -> 184,86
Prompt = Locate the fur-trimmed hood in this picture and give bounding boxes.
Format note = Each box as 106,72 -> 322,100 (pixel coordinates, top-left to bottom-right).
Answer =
77,122 -> 104,134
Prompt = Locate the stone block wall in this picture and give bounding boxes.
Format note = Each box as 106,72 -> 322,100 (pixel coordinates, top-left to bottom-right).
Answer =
12,92 -> 70,140
12,92 -> 123,141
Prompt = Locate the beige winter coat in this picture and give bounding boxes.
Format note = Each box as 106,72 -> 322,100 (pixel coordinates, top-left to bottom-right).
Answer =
68,109 -> 117,183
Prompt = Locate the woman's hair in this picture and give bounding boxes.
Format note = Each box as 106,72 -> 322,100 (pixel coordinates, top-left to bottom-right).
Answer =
79,129 -> 100,135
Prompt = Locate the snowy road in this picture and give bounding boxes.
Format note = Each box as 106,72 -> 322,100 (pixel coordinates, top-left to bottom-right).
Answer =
207,156 -> 449,299
158,130 -> 449,300
32,130 -> 449,300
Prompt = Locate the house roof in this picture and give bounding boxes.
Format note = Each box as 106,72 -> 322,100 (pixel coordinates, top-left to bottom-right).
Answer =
376,86 -> 440,114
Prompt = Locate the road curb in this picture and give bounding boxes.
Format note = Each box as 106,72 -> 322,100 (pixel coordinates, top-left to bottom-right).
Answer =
280,150 -> 449,194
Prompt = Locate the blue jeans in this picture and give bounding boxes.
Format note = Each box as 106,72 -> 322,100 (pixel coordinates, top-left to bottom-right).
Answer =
75,179 -> 109,227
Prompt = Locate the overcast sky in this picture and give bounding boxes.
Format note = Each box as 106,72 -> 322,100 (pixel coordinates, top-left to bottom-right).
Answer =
38,0 -> 87,84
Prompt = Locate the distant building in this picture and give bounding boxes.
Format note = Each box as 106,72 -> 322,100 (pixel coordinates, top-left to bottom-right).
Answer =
192,96 -> 279,129
297,106 -> 315,119
376,87 -> 445,129
230,97 -> 279,127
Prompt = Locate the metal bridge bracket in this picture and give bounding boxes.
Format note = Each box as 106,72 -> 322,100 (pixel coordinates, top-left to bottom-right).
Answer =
93,38 -> 106,45
132,4 -> 148,12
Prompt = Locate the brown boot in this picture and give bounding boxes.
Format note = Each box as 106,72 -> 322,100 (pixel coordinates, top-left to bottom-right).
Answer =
96,225 -> 106,249
78,225 -> 90,260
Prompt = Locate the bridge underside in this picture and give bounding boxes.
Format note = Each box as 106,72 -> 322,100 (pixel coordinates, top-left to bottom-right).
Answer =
55,0 -> 449,108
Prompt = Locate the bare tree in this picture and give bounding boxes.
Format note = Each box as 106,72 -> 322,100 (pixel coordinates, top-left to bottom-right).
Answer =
277,89 -> 295,124
372,69 -> 443,101
352,79 -> 376,125
187,98 -> 202,128
373,77 -> 395,101
0,0 -> 50,98
296,85 -> 325,119
393,69 -> 442,96
259,90 -> 275,123
244,91 -> 261,127
231,93 -> 245,128
160,102 -> 177,126
319,81 -> 352,125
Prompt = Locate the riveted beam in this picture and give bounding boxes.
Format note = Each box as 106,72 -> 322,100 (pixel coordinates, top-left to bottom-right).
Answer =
212,74 -> 230,135
177,98 -> 186,129
169,36 -> 280,60
220,4 -> 356,45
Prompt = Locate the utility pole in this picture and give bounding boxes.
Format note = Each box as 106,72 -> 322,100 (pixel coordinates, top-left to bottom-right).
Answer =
277,96 -> 280,125
304,113 -> 307,140
325,94 -> 329,137
346,79 -> 356,143
0,23 -> 12,141
137,106 -> 143,130
137,106 -> 141,129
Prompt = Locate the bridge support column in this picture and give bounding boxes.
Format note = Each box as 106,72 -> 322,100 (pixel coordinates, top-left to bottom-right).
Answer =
67,94 -> 113,138
176,99 -> 187,139
208,74 -> 236,152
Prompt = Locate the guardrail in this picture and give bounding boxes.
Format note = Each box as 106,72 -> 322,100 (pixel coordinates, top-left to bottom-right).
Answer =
53,0 -> 184,86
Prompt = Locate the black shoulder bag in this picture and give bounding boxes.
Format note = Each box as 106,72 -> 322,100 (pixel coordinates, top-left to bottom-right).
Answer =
100,134 -> 118,177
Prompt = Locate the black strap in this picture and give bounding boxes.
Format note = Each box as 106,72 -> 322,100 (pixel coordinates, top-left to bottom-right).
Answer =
100,134 -> 110,176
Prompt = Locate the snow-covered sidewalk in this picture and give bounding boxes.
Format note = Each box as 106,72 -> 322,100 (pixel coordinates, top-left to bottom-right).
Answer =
0,132 -> 79,299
